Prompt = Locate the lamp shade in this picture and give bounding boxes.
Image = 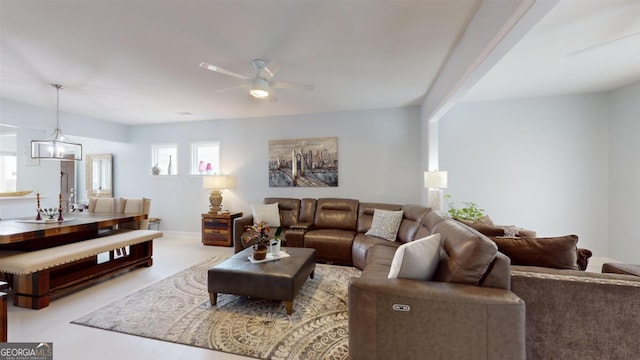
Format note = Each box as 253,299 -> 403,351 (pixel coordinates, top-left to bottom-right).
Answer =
424,171 -> 448,189
203,175 -> 228,189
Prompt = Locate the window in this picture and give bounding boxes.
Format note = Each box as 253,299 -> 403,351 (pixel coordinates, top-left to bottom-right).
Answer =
0,125 -> 17,192
151,144 -> 178,175
191,142 -> 220,175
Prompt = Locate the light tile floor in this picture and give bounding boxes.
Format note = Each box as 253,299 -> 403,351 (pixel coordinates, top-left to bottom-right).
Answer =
6,232 -> 250,360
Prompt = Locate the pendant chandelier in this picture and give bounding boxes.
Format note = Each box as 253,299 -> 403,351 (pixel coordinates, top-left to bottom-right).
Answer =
31,84 -> 83,161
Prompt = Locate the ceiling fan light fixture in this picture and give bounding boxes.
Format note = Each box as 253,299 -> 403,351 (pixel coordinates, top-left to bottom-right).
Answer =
250,78 -> 269,98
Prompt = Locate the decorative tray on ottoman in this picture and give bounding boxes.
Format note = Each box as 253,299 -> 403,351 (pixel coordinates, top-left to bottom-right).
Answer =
248,250 -> 290,264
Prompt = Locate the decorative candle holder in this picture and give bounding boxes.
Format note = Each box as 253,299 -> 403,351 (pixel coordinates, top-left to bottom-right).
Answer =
38,208 -> 59,220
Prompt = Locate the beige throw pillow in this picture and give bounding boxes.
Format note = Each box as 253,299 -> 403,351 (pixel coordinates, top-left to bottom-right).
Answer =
365,209 -> 403,241
388,234 -> 441,280
251,203 -> 281,226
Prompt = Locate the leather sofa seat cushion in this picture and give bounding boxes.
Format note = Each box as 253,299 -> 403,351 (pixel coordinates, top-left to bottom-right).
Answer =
361,244 -> 396,279
433,219 -> 498,285
491,235 -> 580,270
352,233 -> 401,270
304,228 -> 355,265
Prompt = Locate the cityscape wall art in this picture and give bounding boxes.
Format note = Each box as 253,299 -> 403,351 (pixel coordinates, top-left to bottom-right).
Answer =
268,137 -> 338,187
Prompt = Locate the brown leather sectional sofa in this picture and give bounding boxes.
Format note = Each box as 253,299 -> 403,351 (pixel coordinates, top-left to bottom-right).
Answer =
233,197 -> 640,359
234,197 -> 526,359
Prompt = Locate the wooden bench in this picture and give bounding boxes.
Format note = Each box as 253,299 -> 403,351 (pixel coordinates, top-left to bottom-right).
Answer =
0,229 -> 163,309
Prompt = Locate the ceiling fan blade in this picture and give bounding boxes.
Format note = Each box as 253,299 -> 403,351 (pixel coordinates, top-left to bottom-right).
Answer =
262,65 -> 275,79
215,83 -> 249,93
199,62 -> 251,80
271,81 -> 314,91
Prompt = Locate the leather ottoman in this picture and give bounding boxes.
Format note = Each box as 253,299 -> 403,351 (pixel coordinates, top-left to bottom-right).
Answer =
208,247 -> 315,314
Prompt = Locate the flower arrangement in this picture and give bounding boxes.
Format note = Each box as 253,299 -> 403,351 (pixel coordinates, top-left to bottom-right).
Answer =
242,222 -> 271,248
241,222 -> 285,248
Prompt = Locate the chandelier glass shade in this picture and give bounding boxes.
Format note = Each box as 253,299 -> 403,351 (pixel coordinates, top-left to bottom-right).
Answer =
31,84 -> 82,161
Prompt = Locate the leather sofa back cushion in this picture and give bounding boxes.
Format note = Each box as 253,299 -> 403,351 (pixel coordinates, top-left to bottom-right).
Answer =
396,205 -> 431,243
314,198 -> 359,231
490,235 -> 580,270
299,198 -> 317,223
264,198 -> 299,227
422,210 -> 447,234
432,219 -> 498,285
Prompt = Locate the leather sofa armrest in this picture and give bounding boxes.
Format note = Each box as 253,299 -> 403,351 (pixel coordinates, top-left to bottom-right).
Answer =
348,277 -> 525,360
289,222 -> 313,231
233,215 -> 254,253
286,222 -> 314,248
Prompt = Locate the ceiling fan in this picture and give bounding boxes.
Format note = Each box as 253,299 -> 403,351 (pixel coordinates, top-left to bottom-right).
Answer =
199,59 -> 314,99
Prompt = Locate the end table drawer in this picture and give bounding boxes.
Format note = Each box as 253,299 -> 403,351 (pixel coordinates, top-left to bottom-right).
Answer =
203,220 -> 229,229
201,212 -> 242,247
203,229 -> 229,246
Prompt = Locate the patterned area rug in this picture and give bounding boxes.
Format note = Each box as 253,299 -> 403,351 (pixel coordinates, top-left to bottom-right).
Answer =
72,257 -> 361,359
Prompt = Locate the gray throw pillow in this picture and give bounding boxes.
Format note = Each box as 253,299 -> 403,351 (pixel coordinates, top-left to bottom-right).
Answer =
365,209 -> 403,241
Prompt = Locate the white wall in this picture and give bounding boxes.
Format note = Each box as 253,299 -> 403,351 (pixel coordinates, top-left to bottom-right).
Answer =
120,107 -> 423,231
1,98 -> 422,230
608,81 -> 640,263
440,94 -> 610,255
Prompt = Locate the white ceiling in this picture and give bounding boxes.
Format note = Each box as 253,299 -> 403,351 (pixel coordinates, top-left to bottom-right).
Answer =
464,0 -> 640,102
1,1 -> 639,126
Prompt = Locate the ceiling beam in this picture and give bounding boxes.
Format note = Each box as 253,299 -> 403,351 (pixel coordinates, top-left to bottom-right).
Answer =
421,0 -> 559,124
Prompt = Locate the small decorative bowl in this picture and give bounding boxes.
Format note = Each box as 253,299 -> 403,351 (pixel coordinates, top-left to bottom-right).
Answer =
39,208 -> 59,219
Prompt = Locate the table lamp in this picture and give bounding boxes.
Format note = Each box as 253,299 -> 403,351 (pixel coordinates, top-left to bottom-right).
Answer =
203,175 -> 229,214
424,170 -> 448,211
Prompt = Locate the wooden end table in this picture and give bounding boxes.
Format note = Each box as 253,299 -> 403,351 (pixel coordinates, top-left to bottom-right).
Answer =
201,212 -> 242,246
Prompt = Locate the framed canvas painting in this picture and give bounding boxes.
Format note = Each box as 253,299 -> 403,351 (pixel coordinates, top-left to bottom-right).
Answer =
268,137 -> 338,187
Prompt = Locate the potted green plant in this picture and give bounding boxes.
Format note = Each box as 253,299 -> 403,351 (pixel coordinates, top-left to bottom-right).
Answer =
444,194 -> 485,221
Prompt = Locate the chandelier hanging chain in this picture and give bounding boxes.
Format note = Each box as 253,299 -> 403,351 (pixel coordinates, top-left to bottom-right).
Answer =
53,84 -> 63,139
